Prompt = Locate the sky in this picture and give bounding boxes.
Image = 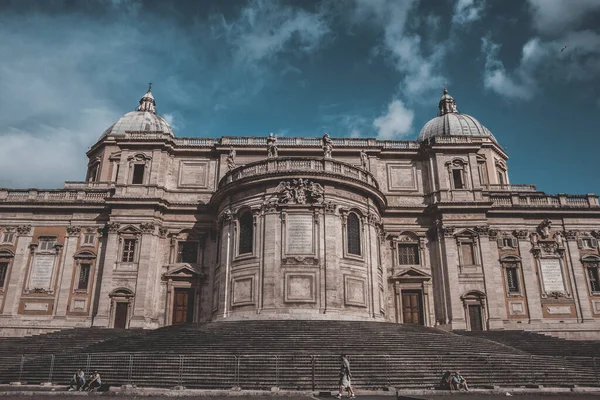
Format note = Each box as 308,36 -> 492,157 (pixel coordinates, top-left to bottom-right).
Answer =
0,0 -> 599,194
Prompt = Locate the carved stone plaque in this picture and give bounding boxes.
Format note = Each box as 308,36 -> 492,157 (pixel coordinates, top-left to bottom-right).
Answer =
178,161 -> 208,188
540,259 -> 565,293
286,215 -> 314,255
29,254 -> 56,289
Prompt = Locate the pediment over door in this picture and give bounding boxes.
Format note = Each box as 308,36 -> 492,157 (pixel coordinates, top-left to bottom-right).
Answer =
390,267 -> 431,283
162,263 -> 204,280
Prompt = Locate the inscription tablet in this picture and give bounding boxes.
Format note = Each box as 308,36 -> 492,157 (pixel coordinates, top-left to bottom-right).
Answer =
286,215 -> 314,255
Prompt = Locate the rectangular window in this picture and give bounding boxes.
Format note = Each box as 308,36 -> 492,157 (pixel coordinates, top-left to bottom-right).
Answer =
132,164 -> 145,184
122,239 -> 136,262
115,164 -> 120,182
83,233 -> 95,246
39,237 -> 57,251
506,266 -> 520,294
587,265 -> 600,293
0,261 -> 8,288
398,244 -> 420,265
78,263 -> 91,290
2,232 -> 14,244
497,170 -> 505,185
461,242 -> 475,266
177,242 -> 199,264
452,169 -> 464,189
478,163 -> 488,185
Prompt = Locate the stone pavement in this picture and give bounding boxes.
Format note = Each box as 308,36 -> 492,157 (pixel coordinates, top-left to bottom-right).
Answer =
2,386 -> 600,399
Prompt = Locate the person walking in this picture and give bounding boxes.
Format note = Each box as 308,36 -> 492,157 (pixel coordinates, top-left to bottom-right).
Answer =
336,354 -> 356,399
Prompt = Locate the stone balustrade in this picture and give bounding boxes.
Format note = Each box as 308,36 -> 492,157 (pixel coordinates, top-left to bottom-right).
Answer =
0,189 -> 111,203
219,157 -> 379,189
487,192 -> 599,208
483,184 -> 538,192
64,181 -> 115,189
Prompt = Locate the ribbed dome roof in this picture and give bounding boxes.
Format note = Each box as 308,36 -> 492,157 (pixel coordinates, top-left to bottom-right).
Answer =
100,85 -> 174,139
417,89 -> 496,143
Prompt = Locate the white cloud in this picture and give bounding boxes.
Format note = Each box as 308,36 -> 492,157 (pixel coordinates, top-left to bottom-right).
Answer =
352,0 -> 446,98
373,100 -> 414,139
481,38 -> 534,100
452,0 -> 485,25
527,0 -> 600,35
222,0 -> 329,64
481,31 -> 600,100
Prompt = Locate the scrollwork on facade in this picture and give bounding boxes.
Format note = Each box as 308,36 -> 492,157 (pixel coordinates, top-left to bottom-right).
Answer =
16,225 -> 32,235
514,230 -> 529,240
158,227 -> 169,238
281,256 -> 319,265
107,222 -> 120,233
139,223 -> 155,233
487,229 -> 499,239
261,199 -> 278,213
66,225 -> 81,236
439,226 -> 455,237
276,179 -> 324,205
367,211 -> 381,226
591,230 -> 600,239
323,201 -> 337,214
548,291 -> 567,299
563,230 -> 578,240
474,225 -> 490,236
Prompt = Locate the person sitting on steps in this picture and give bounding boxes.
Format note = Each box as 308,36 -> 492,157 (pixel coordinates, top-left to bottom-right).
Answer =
452,371 -> 469,391
86,370 -> 102,392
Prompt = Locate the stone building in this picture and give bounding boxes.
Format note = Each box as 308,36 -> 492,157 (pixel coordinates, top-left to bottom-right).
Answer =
0,87 -> 599,338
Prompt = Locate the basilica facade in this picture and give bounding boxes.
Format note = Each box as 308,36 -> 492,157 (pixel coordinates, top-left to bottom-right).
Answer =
0,88 -> 599,338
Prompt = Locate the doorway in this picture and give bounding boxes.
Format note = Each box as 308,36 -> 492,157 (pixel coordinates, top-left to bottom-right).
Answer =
114,302 -> 128,329
173,288 -> 194,324
402,290 -> 424,325
468,304 -> 483,331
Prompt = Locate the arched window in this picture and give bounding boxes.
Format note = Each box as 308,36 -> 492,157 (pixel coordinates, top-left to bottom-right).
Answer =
238,211 -> 254,255
347,213 -> 361,256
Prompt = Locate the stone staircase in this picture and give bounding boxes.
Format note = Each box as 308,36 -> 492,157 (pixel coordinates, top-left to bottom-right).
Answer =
456,330 -> 600,357
0,321 -> 598,390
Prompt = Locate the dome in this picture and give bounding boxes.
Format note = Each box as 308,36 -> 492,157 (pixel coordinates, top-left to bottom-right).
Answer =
417,89 -> 496,143
99,85 -> 174,139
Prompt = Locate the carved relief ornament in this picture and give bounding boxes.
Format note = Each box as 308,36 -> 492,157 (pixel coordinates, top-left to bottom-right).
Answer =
107,222 -> 121,233
140,223 -> 155,234
514,230 -> 529,240
158,227 -> 169,238
281,256 -> 319,265
16,225 -> 32,235
564,230 -> 579,240
276,179 -> 324,205
66,225 -> 81,236
474,225 -> 490,236
488,229 -> 499,239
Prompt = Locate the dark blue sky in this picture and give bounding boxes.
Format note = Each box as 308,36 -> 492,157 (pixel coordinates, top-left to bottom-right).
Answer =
0,0 -> 599,194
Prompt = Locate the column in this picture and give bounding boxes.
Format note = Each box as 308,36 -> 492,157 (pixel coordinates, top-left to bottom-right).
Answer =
53,230 -> 79,317
3,226 -> 33,316
565,233 -> 593,321
516,231 -> 543,323
439,226 -> 466,330
93,224 -> 120,327
130,226 -> 158,328
479,231 -> 506,329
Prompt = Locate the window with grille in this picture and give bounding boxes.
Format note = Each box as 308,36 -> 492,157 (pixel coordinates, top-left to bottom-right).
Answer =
460,242 -> 475,265
39,237 -> 57,251
78,263 -> 91,290
0,262 -> 8,288
581,238 -> 598,249
506,265 -> 520,294
122,239 -> 136,262
347,213 -> 361,256
587,263 -> 600,293
452,169 -> 464,189
398,244 -> 419,265
1,232 -> 14,244
238,212 -> 254,255
132,164 -> 145,184
177,241 -> 199,263
498,237 -> 518,248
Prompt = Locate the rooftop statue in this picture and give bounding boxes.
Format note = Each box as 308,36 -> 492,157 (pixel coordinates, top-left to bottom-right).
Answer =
267,132 -> 278,158
322,133 -> 333,158
226,147 -> 236,171
360,150 -> 369,171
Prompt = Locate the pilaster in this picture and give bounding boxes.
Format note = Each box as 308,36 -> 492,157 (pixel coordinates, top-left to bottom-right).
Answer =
516,232 -> 543,323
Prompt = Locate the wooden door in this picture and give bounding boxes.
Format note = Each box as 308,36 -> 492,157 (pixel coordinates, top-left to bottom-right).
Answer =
401,291 -> 423,325
468,304 -> 483,331
173,288 -> 194,325
114,302 -> 128,329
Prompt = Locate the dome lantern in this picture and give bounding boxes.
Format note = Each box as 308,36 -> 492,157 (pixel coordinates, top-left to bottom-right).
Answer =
438,88 -> 457,116
137,83 -> 156,113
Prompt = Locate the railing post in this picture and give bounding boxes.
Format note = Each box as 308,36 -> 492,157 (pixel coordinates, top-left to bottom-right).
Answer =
386,355 -> 390,388
85,354 -> 91,374
179,355 -> 184,387
530,355 -> 535,386
48,354 -> 55,383
311,356 -> 315,391
594,357 -> 600,386
128,354 -> 133,385
18,355 -> 24,383
487,355 -> 493,387
275,355 -> 279,388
